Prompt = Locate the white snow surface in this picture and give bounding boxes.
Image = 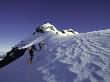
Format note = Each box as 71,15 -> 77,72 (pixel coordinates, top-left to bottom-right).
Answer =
0,27 -> 110,82
42,23 -> 58,32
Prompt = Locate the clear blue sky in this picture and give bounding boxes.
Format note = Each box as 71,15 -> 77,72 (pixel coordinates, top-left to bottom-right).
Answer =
0,0 -> 110,52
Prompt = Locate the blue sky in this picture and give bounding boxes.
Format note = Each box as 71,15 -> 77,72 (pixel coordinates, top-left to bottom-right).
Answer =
0,0 -> 110,52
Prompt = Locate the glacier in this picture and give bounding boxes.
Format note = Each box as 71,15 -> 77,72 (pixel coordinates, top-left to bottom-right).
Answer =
0,23 -> 110,82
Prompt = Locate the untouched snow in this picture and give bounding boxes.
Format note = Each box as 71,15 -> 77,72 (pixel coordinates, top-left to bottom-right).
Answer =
0,24 -> 110,82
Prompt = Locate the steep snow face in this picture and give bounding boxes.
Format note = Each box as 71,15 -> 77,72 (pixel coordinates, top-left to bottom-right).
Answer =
16,31 -> 56,49
0,28 -> 110,82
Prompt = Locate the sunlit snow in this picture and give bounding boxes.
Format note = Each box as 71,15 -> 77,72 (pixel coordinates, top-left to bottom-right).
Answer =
0,23 -> 110,82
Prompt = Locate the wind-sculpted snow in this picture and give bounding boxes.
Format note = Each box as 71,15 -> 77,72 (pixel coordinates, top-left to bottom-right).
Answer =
0,29 -> 110,82
52,29 -> 110,82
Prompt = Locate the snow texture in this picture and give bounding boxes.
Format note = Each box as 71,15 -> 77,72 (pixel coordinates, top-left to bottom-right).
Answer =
0,24 -> 110,82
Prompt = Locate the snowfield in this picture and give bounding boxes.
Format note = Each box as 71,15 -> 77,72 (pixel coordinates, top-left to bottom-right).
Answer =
0,23 -> 110,82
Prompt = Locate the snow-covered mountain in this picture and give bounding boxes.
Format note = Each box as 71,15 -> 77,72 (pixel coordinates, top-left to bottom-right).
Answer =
0,23 -> 110,82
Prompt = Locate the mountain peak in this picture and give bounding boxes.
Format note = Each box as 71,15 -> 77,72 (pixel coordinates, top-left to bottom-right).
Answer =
42,23 -> 54,27
35,23 -> 58,32
35,23 -> 79,36
42,23 -> 58,32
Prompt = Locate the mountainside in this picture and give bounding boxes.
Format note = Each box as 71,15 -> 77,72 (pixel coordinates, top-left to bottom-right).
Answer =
0,23 -> 110,82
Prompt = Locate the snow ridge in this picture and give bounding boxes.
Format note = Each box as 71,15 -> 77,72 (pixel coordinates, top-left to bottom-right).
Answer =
0,23 -> 110,82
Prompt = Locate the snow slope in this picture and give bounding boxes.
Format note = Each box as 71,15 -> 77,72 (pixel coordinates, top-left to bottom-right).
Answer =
0,24 -> 110,82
